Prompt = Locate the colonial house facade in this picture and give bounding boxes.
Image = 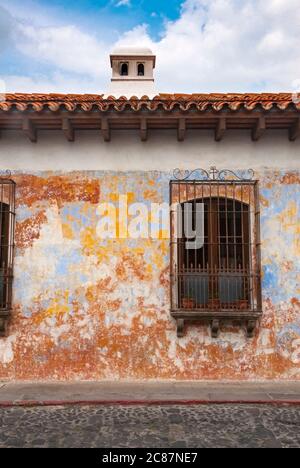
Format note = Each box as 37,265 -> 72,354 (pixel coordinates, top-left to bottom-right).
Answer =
0,48 -> 299,381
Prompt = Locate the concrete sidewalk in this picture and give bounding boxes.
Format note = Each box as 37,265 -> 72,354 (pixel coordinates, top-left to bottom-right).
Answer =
0,381 -> 299,406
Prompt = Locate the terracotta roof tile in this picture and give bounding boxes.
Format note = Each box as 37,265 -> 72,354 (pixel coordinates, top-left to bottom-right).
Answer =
1,93 -> 299,113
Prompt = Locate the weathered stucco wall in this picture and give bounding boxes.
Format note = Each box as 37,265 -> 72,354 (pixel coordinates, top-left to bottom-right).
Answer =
0,130 -> 299,381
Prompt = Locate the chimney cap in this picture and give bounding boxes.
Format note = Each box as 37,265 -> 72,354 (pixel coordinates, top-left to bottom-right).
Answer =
110,46 -> 156,67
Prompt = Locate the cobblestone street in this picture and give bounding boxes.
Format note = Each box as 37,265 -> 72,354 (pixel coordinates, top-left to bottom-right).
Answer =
0,404 -> 299,448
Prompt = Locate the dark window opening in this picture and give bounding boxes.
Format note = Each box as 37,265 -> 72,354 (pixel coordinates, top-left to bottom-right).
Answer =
137,63 -> 145,76
0,203 -> 10,309
120,63 -> 128,76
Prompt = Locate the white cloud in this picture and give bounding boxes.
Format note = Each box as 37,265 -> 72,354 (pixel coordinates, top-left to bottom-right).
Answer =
1,0 -> 300,94
110,0 -> 300,92
17,24 -> 109,79
258,30 -> 291,55
0,5 -> 13,48
115,0 -> 131,7
3,73 -> 102,94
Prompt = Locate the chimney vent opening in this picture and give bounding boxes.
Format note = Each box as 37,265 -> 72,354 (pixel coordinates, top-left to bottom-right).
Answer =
138,63 -> 145,76
120,63 -> 128,76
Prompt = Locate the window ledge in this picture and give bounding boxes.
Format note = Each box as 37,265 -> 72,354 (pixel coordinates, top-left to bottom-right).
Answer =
171,310 -> 262,338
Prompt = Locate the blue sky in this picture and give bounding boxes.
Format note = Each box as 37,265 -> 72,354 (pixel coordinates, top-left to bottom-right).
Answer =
31,0 -> 184,38
0,0 -> 300,95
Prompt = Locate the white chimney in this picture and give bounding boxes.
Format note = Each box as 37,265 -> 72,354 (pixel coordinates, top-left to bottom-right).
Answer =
106,47 -> 157,98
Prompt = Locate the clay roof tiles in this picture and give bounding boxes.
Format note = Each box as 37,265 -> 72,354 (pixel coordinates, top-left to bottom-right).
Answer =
0,93 -> 299,113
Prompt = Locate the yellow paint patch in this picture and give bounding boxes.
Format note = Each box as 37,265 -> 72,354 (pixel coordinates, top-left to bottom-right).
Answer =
277,201 -> 300,255
62,223 -> 74,240
278,201 -> 298,230
260,195 -> 270,208
127,192 -> 135,203
34,291 -> 71,325
159,229 -> 169,240
295,225 -> 300,255
109,193 -> 119,203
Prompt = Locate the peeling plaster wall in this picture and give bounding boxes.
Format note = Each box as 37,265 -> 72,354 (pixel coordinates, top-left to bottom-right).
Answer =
0,129 -> 299,381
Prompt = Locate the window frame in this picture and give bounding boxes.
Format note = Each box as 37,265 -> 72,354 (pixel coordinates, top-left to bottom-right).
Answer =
0,176 -> 16,337
170,168 -> 262,338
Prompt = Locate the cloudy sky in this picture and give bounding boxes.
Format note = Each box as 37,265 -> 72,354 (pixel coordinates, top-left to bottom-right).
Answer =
0,0 -> 300,94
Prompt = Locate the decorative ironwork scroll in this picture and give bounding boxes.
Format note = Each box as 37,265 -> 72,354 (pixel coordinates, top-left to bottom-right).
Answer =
173,166 -> 255,181
0,170 -> 12,178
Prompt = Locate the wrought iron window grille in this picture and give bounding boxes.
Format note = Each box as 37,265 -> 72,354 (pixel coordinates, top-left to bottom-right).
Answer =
0,171 -> 16,337
170,167 -> 262,338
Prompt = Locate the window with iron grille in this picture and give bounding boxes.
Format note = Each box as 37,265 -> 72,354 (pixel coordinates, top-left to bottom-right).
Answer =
0,175 -> 16,337
170,167 -> 262,338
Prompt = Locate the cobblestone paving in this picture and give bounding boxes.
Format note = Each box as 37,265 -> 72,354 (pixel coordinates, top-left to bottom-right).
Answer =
0,404 -> 299,448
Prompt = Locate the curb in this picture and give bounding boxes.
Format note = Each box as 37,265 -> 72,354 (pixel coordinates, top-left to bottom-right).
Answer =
0,399 -> 300,408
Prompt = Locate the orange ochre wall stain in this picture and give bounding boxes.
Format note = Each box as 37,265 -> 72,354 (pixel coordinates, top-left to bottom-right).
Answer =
0,170 -> 299,381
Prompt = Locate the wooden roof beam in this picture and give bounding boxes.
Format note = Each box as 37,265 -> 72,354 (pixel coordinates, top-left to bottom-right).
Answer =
215,117 -> 226,142
140,118 -> 148,141
22,117 -> 37,143
289,118 -> 300,141
252,116 -> 266,141
101,118 -> 110,142
62,118 -> 74,142
177,118 -> 186,142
